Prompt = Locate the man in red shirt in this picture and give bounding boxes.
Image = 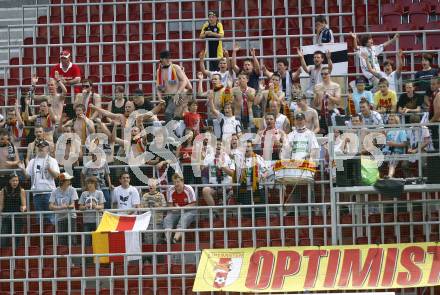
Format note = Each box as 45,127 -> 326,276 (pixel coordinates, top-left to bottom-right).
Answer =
163,173 -> 197,243
50,50 -> 82,96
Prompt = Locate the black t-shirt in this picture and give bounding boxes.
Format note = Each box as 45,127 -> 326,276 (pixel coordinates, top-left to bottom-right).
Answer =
2,187 -> 22,213
415,68 -> 439,92
397,93 -> 424,110
248,71 -> 259,91
135,99 -> 154,111
111,98 -> 127,114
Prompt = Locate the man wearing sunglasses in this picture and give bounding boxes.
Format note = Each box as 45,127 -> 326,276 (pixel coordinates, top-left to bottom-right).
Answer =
74,79 -> 102,120
49,50 -> 82,96
298,49 -> 333,98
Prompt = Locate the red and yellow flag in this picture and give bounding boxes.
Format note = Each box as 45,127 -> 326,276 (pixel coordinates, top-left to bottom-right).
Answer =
92,211 -> 151,263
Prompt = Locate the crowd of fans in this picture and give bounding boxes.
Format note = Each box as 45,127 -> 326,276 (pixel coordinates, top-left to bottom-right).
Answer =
0,11 -> 440,247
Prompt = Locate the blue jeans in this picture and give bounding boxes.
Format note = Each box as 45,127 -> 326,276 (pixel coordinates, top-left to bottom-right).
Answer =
33,193 -> 54,225
101,188 -> 111,210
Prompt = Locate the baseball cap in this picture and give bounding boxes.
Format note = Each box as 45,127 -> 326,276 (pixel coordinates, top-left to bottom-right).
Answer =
59,172 -> 74,181
60,50 -> 71,59
36,139 -> 50,147
295,112 -> 306,120
355,76 -> 367,85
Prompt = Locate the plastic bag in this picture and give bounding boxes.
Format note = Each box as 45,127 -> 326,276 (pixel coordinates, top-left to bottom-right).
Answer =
361,157 -> 379,185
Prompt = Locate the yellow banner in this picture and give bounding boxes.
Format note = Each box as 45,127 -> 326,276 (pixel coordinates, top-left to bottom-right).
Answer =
193,243 -> 440,293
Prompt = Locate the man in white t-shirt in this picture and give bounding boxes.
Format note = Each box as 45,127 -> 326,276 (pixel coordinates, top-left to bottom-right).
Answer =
281,113 -> 320,211
112,172 -> 140,214
201,139 -> 235,213
208,93 -> 242,140
22,139 -> 60,224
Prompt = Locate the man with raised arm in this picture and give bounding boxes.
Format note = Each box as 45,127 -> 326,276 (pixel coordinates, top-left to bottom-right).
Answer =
231,45 -> 261,90
30,75 -> 67,125
297,49 -> 333,97
199,49 -> 234,87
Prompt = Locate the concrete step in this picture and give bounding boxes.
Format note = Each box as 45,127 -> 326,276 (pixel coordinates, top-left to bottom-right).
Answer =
0,0 -> 49,9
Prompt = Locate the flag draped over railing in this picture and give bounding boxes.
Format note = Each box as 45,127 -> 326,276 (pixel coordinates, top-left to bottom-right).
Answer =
92,211 -> 151,263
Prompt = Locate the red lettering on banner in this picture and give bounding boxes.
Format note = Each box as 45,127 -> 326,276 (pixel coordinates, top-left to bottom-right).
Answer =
428,246 -> 440,284
381,247 -> 398,287
272,251 -> 302,289
245,250 -> 275,290
324,249 -> 341,288
303,250 -> 327,289
397,246 -> 425,286
338,248 -> 383,288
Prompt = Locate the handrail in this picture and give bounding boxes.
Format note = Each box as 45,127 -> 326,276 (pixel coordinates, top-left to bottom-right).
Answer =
1,29 -> 437,50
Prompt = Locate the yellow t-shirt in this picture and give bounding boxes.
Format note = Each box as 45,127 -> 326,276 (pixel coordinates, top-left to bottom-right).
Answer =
374,90 -> 397,112
200,21 -> 224,58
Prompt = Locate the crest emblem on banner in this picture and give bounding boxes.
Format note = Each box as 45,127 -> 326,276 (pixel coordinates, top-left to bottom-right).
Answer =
205,253 -> 244,288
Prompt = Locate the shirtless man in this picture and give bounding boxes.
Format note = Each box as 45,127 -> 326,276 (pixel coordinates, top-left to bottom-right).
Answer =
155,50 -> 192,122
63,104 -> 96,145
31,75 -> 67,125
24,99 -> 57,142
255,73 -> 286,115
25,126 -> 55,165
295,95 -> 320,134
232,71 -> 256,130
297,49 -> 333,97
4,103 -> 25,147
74,79 -> 102,120
207,73 -> 232,113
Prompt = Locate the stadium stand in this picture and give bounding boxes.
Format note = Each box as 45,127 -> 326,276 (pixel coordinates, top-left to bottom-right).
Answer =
0,0 -> 440,294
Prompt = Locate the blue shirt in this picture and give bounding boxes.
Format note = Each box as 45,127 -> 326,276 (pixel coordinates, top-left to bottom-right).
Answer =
316,27 -> 334,44
385,130 -> 407,154
352,90 -> 373,113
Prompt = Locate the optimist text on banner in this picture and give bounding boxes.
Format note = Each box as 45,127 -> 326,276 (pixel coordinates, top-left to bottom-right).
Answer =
193,242 -> 440,293
92,211 -> 151,263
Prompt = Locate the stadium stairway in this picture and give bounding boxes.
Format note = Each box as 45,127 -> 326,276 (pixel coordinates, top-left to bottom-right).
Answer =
0,0 -> 49,78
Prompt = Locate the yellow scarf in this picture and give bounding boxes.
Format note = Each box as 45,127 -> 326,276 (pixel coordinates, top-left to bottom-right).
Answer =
238,153 -> 259,191
267,84 -> 280,103
220,87 -> 232,109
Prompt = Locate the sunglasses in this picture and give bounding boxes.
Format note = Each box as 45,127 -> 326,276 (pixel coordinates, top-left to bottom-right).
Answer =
321,72 -> 330,76
82,85 -> 91,88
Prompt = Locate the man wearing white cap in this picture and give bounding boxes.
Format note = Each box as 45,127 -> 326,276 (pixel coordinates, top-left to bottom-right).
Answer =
50,49 -> 82,96
49,172 -> 78,245
22,139 -> 60,224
